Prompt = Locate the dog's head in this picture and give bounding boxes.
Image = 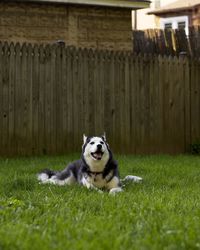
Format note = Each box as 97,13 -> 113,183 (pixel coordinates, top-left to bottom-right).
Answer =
82,134 -> 110,171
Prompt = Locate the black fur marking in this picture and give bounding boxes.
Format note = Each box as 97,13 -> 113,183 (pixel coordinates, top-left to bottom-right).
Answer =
39,169 -> 57,178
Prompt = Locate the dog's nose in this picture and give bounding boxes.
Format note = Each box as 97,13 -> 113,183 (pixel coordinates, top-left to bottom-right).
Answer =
97,144 -> 102,150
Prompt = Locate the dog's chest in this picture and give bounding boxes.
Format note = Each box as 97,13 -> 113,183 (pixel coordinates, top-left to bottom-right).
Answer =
87,173 -> 106,188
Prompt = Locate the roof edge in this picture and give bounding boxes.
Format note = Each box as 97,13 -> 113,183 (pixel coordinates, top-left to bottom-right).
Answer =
148,3 -> 200,15
8,0 -> 151,9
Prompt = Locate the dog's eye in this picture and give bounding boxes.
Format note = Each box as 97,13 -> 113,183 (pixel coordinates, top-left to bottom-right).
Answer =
90,142 -> 95,145
100,141 -> 104,145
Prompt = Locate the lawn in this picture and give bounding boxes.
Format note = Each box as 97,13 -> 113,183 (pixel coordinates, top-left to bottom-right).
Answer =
0,154 -> 200,250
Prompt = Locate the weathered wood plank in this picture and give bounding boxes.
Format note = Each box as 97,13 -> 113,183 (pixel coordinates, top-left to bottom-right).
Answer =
8,43 -> 15,155
66,47 -> 74,151
38,45 -> 45,154
157,55 -> 164,153
32,44 -> 39,155
55,45 -> 62,153
183,57 -> 191,152
49,45 -> 56,154
2,43 -> 9,154
21,44 -> 29,155
124,52 -> 131,152
61,46 -> 68,153
191,59 -> 200,144
44,44 -> 52,154
0,43 -> 3,154
133,28 -> 200,58
72,47 -> 80,151
129,54 -> 137,154
94,50 -> 103,136
108,51 -> 116,148
27,44 -> 33,155
15,43 -> 22,155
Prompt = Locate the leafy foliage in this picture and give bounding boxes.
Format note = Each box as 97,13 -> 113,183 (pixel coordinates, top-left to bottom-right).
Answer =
190,140 -> 200,155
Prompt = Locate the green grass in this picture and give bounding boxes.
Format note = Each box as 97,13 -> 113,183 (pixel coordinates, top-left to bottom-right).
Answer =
0,154 -> 200,250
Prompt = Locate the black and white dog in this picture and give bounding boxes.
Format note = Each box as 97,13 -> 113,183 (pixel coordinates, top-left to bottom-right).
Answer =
38,134 -> 142,194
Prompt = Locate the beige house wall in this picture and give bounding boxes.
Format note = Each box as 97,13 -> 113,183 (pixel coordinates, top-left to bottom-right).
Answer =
0,2 -> 132,50
192,5 -> 200,25
133,0 -> 177,30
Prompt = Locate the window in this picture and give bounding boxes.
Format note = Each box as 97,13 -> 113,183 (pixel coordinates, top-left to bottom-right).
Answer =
164,23 -> 172,29
160,16 -> 189,35
178,21 -> 186,30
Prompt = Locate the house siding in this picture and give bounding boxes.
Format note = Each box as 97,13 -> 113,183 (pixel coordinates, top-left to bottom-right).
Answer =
0,2 -> 132,50
192,5 -> 200,25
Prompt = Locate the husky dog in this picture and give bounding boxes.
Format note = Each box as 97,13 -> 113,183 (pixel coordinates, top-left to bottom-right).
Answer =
38,134 -> 124,194
38,134 -> 143,194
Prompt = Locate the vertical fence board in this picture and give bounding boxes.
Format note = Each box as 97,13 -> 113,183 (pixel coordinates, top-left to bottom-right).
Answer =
21,44 -> 29,155
0,43 -> 2,154
55,45 -> 62,153
113,53 -> 120,152
50,45 -> 57,154
8,43 -> 15,155
124,54 -> 131,152
191,59 -> 200,144
129,55 -> 136,154
98,51 -> 105,137
66,48 -> 74,151
133,55 -> 140,154
44,45 -> 51,154
32,45 -> 39,155
27,44 -> 33,155
62,46 -> 68,153
149,55 -> 156,153
109,52 -> 116,148
143,55 -> 151,154
120,54 -> 127,152
172,57 -> 185,153
183,57 -> 191,151
38,45 -> 45,154
104,52 -> 111,140
2,43 -> 9,154
138,55 -> 146,153
72,48 -> 80,151
158,55 -> 165,152
15,43 -> 22,154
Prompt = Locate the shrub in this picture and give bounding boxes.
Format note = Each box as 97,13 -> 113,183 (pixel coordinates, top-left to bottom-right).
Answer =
190,140 -> 200,154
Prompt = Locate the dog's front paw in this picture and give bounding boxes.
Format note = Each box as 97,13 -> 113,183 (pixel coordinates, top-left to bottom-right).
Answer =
123,175 -> 143,183
109,187 -> 123,195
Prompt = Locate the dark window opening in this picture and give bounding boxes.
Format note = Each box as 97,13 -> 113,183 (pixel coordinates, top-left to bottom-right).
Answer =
178,21 -> 186,30
164,23 -> 172,29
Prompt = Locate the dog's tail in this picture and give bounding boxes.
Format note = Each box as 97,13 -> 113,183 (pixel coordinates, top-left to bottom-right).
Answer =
37,169 -> 57,183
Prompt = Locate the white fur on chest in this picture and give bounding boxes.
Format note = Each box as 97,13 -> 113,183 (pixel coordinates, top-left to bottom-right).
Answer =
85,158 -> 108,172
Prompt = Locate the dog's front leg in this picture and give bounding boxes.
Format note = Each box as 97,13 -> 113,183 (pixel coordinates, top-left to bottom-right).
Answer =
81,176 -> 103,193
106,176 -> 123,195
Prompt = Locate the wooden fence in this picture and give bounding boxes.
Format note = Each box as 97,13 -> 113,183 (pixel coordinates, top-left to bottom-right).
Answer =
0,42 -> 200,155
133,26 -> 200,57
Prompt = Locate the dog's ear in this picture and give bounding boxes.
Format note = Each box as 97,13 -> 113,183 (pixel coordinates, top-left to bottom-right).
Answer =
101,132 -> 106,142
83,134 -> 87,144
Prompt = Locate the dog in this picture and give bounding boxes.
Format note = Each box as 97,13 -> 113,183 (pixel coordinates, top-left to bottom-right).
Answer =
37,134 -> 142,194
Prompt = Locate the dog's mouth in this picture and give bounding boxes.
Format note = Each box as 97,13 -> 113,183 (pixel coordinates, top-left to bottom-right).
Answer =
91,151 -> 104,160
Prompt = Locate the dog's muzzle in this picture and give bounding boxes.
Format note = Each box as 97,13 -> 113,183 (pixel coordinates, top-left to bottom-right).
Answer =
91,150 -> 104,160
